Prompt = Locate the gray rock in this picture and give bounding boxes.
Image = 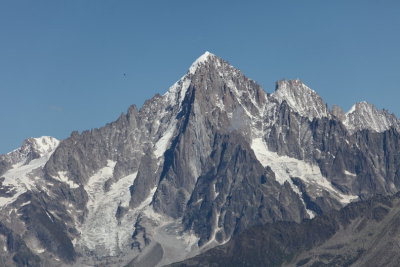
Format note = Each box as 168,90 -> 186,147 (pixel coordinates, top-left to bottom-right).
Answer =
1,52 -> 400,266
170,193 -> 400,267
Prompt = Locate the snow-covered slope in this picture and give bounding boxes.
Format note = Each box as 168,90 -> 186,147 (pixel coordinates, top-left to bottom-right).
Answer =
272,79 -> 329,120
270,79 -> 399,133
2,136 -> 59,165
343,101 -> 400,133
251,138 -> 358,208
0,136 -> 59,207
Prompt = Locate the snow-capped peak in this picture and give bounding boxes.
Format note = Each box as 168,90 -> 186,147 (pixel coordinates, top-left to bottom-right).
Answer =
21,136 -> 59,157
271,79 -> 329,120
4,136 -> 60,165
343,101 -> 400,133
164,51 -> 219,104
188,51 -> 216,75
0,136 -> 60,207
346,101 -> 371,116
28,136 -> 59,156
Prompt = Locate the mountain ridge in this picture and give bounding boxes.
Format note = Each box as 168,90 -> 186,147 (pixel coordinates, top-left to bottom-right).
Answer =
170,192 -> 400,267
0,52 -> 400,266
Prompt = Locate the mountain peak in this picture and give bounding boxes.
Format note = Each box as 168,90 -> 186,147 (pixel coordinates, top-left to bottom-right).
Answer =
346,101 -> 372,115
188,51 -> 217,75
23,136 -> 60,157
3,136 -> 59,166
272,79 -> 329,120
164,51 -> 253,108
163,52 -> 216,107
274,79 -> 319,97
343,101 -> 400,133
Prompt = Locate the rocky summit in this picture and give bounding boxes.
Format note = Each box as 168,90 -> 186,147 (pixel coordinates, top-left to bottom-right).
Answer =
0,52 -> 399,267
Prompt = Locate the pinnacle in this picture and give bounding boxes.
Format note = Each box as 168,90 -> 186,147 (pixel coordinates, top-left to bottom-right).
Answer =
188,51 -> 217,74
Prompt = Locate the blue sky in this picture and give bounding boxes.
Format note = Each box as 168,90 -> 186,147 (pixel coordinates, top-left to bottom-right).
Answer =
1,1 -> 399,153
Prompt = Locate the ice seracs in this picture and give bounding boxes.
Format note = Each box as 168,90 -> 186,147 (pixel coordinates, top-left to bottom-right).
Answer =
76,160 -> 139,257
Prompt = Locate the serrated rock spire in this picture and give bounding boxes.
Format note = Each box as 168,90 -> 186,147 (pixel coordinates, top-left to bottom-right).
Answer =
271,79 -> 329,120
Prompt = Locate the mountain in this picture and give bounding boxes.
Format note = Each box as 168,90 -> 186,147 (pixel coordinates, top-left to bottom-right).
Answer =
343,101 -> 400,133
0,136 -> 59,206
170,193 -> 400,267
0,52 -> 399,266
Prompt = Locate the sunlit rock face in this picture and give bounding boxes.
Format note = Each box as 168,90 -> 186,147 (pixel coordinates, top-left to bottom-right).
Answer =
1,52 -> 400,267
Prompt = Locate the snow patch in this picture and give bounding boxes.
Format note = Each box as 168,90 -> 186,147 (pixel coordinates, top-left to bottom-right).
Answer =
45,210 -> 54,222
344,101 -> 399,133
54,171 -> 80,189
154,123 -> 176,158
30,136 -> 60,157
344,170 -> 357,177
212,183 -> 219,199
251,138 -> 358,206
0,137 -> 59,207
272,80 -> 328,120
35,248 -> 45,254
0,155 -> 52,207
20,201 -> 31,207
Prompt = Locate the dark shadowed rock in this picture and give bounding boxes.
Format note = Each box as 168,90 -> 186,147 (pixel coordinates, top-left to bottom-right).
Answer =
171,193 -> 400,267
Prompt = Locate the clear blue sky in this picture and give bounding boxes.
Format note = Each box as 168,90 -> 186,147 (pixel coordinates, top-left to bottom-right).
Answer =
1,1 -> 399,153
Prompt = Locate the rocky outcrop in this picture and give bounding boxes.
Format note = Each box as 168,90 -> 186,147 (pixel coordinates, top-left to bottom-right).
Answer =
171,193 -> 400,267
182,132 -> 307,246
344,101 -> 400,133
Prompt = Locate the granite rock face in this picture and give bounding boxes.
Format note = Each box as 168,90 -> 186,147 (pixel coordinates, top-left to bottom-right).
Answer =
0,52 -> 400,266
182,132 -> 307,246
344,101 -> 400,133
171,193 -> 400,267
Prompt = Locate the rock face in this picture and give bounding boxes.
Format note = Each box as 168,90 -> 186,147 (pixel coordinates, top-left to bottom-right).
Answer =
0,136 -> 59,176
0,52 -> 399,266
344,101 -> 400,133
181,133 -> 306,246
171,193 -> 400,267
272,79 -> 329,120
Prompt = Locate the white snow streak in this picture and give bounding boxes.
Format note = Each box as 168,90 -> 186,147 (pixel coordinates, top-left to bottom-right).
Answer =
344,170 -> 357,177
154,123 -> 175,158
251,138 -> 358,206
54,171 -> 79,189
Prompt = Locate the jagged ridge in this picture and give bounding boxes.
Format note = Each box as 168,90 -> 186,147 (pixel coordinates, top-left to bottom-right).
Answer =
0,52 -> 399,267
